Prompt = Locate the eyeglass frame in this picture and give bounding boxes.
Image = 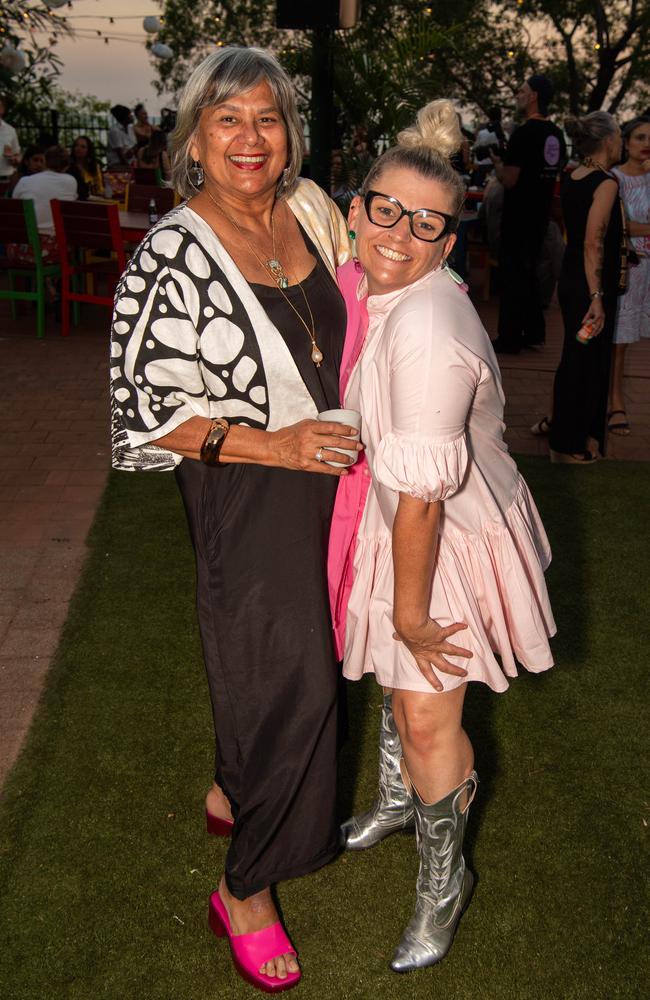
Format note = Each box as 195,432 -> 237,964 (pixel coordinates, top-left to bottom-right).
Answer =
363,190 -> 459,243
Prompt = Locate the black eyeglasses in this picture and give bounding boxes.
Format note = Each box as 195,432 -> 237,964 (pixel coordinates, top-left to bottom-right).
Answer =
363,190 -> 458,243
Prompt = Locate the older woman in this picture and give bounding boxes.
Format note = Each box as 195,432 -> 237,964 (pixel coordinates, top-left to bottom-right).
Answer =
329,100 -> 555,973
110,47 -> 356,992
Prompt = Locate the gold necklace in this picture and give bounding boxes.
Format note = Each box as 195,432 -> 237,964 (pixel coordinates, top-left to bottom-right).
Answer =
205,189 -> 324,367
204,186 -> 289,289
275,226 -> 324,366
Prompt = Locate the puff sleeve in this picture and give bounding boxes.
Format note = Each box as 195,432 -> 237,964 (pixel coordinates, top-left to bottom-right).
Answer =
373,294 -> 481,501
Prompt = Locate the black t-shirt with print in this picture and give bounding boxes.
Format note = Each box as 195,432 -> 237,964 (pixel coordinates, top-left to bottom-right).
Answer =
502,118 -> 566,235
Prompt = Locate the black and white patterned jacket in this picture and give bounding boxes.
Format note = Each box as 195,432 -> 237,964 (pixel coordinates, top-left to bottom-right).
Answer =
110,178 -> 350,471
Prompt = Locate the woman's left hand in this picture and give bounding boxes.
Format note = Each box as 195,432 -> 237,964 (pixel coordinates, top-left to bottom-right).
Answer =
392,617 -> 472,692
581,296 -> 605,337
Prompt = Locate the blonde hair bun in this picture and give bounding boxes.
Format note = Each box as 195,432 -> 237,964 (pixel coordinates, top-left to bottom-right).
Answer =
397,99 -> 462,158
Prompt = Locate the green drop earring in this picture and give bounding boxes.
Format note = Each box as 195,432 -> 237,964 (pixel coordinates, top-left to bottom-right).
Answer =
348,229 -> 358,260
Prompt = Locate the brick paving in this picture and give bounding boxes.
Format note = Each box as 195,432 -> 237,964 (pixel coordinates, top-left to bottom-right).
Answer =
0,289 -> 648,790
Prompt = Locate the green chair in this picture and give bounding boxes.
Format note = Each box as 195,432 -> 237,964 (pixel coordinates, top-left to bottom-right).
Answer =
0,199 -> 60,339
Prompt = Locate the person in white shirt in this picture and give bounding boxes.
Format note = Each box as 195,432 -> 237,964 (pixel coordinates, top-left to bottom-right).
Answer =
106,104 -> 135,169
0,96 -> 21,181
9,145 -> 78,265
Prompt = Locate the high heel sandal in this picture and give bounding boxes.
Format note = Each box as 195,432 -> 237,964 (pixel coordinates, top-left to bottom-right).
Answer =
206,809 -> 234,837
208,890 -> 301,993
530,415 -> 551,436
607,409 -> 631,436
549,449 -> 597,465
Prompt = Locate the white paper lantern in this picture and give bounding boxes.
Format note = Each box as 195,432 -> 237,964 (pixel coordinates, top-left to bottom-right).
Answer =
151,42 -> 173,59
143,16 -> 163,34
0,45 -> 27,73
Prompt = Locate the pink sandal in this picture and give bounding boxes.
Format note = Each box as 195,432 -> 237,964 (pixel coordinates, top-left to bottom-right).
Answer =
208,890 -> 301,993
206,809 -> 234,837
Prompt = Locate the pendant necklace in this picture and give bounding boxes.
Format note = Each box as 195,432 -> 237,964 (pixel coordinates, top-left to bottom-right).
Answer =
204,186 -> 290,288
204,188 -> 324,366
275,226 -> 324,366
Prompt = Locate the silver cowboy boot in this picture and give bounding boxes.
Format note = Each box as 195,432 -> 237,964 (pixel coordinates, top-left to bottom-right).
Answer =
340,694 -> 414,850
390,771 -> 478,973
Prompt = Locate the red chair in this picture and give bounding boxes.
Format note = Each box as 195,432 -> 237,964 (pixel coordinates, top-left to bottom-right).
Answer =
124,183 -> 175,215
51,199 -> 126,337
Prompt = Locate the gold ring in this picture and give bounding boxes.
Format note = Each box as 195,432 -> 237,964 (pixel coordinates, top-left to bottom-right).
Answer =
315,448 -> 323,462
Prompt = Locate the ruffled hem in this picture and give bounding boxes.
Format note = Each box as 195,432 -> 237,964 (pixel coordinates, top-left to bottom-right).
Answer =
374,431 -> 468,502
343,475 -> 556,694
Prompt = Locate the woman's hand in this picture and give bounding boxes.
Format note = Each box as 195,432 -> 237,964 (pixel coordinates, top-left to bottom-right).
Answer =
393,617 -> 472,692
267,419 -> 362,476
581,296 -> 605,337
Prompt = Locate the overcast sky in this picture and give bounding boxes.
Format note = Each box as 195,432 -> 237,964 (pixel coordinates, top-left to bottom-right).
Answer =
41,0 -> 174,117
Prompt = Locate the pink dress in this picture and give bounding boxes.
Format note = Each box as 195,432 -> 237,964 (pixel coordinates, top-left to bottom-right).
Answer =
337,263 -> 556,694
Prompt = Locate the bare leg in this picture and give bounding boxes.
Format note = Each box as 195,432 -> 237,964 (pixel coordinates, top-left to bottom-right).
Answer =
392,686 -> 473,803
218,877 -> 299,979
205,781 -> 234,823
608,343 -> 631,433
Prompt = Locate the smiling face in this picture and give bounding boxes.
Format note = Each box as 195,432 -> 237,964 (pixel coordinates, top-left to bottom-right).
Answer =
348,165 -> 457,296
189,79 -> 288,203
626,122 -> 650,165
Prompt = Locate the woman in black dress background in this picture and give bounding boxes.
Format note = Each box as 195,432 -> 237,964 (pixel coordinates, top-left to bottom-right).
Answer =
549,112 -> 623,463
110,47 -> 353,991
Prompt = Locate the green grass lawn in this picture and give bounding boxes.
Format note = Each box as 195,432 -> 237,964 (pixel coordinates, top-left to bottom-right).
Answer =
0,458 -> 647,1000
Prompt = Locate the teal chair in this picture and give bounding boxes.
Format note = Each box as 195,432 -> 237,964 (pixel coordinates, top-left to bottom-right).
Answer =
0,199 -> 60,338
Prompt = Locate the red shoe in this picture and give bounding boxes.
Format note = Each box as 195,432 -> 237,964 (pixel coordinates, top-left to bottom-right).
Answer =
208,890 -> 301,993
206,809 -> 234,837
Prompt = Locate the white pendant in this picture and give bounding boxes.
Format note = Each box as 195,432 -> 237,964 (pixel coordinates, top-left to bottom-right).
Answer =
311,345 -> 324,366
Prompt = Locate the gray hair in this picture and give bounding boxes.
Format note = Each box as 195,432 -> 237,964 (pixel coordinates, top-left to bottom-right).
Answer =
360,99 -> 466,219
565,111 -> 618,159
170,46 -> 304,200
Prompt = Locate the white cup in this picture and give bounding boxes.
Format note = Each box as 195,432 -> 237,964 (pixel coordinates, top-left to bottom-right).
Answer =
317,408 -> 362,467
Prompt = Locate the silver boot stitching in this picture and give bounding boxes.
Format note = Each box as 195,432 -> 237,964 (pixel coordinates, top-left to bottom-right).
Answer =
340,694 -> 414,850
390,771 -> 478,973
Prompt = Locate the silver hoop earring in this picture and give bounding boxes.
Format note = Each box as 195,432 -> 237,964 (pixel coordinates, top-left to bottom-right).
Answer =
190,160 -> 204,187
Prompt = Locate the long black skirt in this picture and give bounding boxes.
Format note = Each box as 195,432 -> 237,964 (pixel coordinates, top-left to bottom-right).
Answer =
550,282 -> 616,456
175,457 -> 340,900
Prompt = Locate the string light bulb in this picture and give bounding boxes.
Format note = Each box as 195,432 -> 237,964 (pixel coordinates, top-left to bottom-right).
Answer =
151,41 -> 173,59
143,16 -> 162,34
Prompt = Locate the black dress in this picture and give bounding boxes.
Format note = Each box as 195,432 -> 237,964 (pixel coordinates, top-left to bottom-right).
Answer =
550,171 -> 622,456
175,245 -> 346,900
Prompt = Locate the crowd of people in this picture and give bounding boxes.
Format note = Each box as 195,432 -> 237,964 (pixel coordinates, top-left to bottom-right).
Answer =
329,78 -> 649,463
0,98 -> 172,268
1,51 -> 648,991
